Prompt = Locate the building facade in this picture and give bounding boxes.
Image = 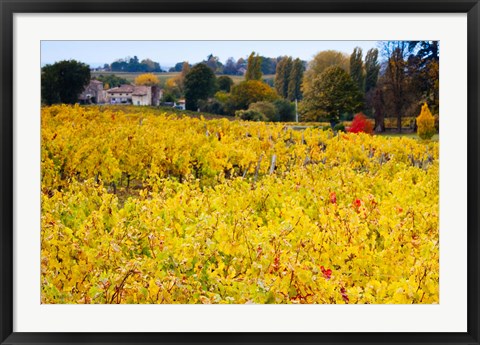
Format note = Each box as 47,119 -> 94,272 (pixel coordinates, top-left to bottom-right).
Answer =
106,84 -> 161,106
79,80 -> 106,104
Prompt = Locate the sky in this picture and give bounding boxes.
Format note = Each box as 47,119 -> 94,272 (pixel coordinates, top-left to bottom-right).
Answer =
41,40 -> 380,68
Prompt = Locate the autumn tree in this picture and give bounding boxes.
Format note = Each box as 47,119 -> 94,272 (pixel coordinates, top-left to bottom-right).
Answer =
134,73 -> 160,86
302,50 -> 349,97
230,80 -> 278,110
164,78 -> 182,100
184,63 -> 217,111
248,101 -> 277,121
302,66 -> 363,122
41,60 -> 90,105
416,102 -> 436,139
245,52 -> 262,81
384,46 -> 408,132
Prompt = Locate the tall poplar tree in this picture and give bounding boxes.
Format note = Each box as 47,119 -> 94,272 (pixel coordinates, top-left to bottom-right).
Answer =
364,48 -> 380,93
287,58 -> 304,101
274,56 -> 292,98
245,52 -> 262,81
350,47 -> 365,92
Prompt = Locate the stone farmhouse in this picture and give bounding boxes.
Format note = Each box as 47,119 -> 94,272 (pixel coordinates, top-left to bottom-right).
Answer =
78,80 -> 162,106
78,80 -> 106,104
106,84 -> 161,106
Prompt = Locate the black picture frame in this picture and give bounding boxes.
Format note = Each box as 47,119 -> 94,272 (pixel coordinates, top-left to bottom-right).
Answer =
1,1 -> 479,344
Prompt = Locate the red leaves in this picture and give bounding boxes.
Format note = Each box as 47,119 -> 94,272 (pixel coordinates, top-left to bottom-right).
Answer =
353,198 -> 362,213
348,113 -> 373,134
270,255 -> 281,273
320,266 -> 332,280
340,287 -> 349,303
256,245 -> 263,258
329,192 -> 337,204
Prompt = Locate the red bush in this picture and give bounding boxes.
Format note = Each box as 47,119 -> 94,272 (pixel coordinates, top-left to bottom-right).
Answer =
348,113 -> 373,134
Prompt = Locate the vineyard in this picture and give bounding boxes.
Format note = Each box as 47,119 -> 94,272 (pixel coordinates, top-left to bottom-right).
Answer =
41,105 -> 439,304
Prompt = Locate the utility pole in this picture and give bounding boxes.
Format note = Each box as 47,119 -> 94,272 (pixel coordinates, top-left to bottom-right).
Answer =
295,98 -> 299,122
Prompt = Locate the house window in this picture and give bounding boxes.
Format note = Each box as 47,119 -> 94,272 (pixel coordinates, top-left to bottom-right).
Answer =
137,101 -> 140,105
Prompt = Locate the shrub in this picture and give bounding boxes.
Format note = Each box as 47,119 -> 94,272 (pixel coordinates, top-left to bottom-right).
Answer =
333,122 -> 346,132
217,76 -> 234,92
235,109 -> 267,121
348,112 -> 373,134
197,99 -> 226,115
273,99 -> 295,122
416,103 -> 436,140
248,101 -> 276,121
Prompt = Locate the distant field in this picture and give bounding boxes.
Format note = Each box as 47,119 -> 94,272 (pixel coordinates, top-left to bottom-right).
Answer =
91,71 -> 275,87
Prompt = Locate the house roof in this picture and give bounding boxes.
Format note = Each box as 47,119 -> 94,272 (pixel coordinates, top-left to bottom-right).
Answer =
107,84 -> 135,94
132,85 -> 150,96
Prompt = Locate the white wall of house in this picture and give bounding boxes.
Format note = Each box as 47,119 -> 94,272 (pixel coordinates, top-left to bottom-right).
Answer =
108,92 -> 132,104
132,94 -> 150,106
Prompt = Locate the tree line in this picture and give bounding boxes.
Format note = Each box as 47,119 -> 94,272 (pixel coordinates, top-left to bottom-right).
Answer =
41,41 -> 439,133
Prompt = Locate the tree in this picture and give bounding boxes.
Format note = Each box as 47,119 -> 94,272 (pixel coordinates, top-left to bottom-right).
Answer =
171,62 -> 189,72
41,60 -> 90,105
110,56 -> 162,72
164,78 -> 182,100
273,99 -> 295,122
287,58 -> 304,101
416,102 -> 436,140
230,80 -> 278,110
245,52 -> 262,81
350,47 -> 365,92
302,66 -> 363,122
205,54 -> 223,73
302,50 -> 349,96
184,63 -> 217,110
96,74 -> 129,88
134,73 -> 160,86
371,87 -> 386,132
260,56 -> 278,75
384,47 -> 408,132
217,76 -> 234,92
364,48 -> 380,93
275,57 -> 292,98
223,58 -> 238,75
140,58 -> 162,72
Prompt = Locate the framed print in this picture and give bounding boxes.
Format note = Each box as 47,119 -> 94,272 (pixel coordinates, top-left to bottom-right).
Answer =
0,0 -> 479,344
